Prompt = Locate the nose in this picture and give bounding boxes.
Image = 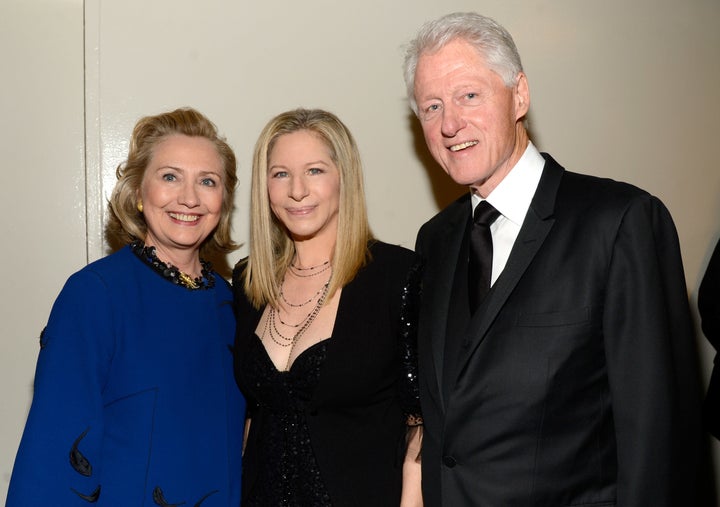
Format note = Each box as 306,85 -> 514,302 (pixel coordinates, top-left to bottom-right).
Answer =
179,181 -> 199,208
289,175 -> 309,201
441,103 -> 466,138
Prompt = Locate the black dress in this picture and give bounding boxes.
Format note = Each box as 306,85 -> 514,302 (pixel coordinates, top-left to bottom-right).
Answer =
241,338 -> 332,506
232,241 -> 421,507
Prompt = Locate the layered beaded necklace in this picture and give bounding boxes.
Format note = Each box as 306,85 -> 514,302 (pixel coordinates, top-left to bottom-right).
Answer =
131,240 -> 214,290
288,260 -> 330,278
262,259 -> 332,370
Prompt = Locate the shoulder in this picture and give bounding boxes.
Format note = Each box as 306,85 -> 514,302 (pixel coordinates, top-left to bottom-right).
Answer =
231,257 -> 248,288
538,154 -> 667,221
562,171 -> 649,201
536,157 -> 679,248
60,246 -> 136,296
348,241 -> 415,293
559,171 -> 671,228
229,257 -> 262,322
366,240 -> 415,275
213,271 -> 232,297
542,152 -> 653,206
368,240 -> 413,262
420,193 -> 470,230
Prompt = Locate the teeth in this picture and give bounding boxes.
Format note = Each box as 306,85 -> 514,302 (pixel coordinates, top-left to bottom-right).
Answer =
449,140 -> 478,152
169,213 -> 199,222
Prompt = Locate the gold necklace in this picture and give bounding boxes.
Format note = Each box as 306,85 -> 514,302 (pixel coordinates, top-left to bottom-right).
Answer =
131,240 -> 213,290
262,269 -> 332,370
178,271 -> 200,289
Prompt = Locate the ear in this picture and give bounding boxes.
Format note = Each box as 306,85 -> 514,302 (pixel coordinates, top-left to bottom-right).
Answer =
514,72 -> 530,120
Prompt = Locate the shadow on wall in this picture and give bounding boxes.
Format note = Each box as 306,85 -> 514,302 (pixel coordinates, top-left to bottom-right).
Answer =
406,111 -> 466,211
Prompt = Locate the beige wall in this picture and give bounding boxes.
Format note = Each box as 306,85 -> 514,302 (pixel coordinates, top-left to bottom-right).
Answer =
2,0 -> 719,501
0,0 -> 87,499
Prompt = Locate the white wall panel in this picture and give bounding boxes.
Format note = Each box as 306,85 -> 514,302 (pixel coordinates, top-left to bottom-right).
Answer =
0,0 -> 86,500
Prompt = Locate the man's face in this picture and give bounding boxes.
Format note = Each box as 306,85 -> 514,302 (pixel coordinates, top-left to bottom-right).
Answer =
413,38 -> 529,197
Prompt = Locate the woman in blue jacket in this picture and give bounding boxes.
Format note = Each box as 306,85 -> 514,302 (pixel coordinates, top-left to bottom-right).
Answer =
7,107 -> 246,506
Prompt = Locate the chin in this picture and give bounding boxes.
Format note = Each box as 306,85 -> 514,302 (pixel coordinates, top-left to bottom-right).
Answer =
446,172 -> 479,187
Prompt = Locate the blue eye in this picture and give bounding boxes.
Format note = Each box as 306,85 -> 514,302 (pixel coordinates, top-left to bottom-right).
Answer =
162,173 -> 176,182
308,167 -> 324,175
271,171 -> 288,178
201,178 -> 217,187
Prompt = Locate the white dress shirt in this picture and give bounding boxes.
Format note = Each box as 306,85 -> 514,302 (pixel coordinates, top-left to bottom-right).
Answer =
471,142 -> 545,286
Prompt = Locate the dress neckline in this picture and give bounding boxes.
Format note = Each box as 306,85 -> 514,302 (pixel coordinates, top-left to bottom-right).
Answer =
253,333 -> 330,373
130,240 -> 215,290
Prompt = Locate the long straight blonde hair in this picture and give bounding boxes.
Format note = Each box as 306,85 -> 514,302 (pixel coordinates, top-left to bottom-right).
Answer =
241,108 -> 374,309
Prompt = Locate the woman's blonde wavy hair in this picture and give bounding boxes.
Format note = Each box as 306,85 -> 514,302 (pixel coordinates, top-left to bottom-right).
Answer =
107,107 -> 238,255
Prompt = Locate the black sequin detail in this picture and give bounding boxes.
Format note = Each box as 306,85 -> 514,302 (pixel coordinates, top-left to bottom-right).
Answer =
130,240 -> 215,290
399,257 -> 423,426
242,338 -> 332,507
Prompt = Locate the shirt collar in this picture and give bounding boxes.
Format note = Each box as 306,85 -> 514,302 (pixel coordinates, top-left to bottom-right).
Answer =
471,142 -> 545,226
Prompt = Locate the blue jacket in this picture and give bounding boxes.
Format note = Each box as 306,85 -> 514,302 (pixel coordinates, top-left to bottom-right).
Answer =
8,245 -> 245,506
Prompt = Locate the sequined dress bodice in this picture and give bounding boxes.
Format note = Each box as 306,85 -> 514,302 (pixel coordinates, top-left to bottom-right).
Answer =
243,336 -> 332,507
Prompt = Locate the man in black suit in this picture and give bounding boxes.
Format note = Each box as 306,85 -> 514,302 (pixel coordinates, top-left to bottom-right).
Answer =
403,12 -> 702,506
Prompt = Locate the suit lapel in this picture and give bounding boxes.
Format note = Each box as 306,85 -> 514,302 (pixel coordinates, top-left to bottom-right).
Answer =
421,196 -> 471,408
454,156 -> 564,380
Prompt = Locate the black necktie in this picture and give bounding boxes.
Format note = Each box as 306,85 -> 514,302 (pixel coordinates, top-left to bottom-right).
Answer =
468,201 -> 500,312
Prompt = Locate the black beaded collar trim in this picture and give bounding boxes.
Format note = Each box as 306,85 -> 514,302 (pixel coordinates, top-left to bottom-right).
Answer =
130,240 -> 215,290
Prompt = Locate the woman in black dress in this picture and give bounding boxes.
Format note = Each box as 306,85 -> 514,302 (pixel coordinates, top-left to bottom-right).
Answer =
233,108 -> 422,506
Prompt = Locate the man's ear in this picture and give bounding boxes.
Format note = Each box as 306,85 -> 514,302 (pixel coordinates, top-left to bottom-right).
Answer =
514,72 -> 530,120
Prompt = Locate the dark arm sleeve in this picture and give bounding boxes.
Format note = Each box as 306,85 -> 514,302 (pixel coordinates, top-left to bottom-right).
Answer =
602,195 -> 702,505
699,238 -> 720,349
398,256 -> 423,426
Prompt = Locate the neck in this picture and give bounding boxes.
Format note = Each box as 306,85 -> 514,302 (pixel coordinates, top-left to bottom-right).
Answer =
471,125 -> 529,199
144,240 -> 201,277
291,237 -> 334,270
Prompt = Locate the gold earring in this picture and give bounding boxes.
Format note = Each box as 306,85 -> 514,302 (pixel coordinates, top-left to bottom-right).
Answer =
137,200 -> 143,213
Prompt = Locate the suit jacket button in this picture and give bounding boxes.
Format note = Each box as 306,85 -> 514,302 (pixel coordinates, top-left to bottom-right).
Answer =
442,456 -> 457,468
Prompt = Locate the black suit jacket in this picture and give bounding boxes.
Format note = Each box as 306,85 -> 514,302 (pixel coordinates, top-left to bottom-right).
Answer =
415,154 -> 702,506
699,238 -> 720,439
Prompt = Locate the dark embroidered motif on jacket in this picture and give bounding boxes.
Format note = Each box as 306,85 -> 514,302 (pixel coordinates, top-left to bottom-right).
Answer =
71,485 -> 101,503
194,490 -> 219,506
69,427 -> 101,502
69,427 -> 92,476
153,486 -> 219,506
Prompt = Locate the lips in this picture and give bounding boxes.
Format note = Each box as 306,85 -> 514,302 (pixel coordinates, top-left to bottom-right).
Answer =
286,206 -> 316,216
449,140 -> 479,152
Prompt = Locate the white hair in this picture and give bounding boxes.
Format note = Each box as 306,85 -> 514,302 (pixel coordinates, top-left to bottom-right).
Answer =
403,12 -> 524,115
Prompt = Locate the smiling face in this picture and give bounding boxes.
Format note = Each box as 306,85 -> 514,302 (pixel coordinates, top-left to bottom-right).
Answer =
139,134 -> 225,262
267,130 -> 341,246
413,38 -> 530,197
